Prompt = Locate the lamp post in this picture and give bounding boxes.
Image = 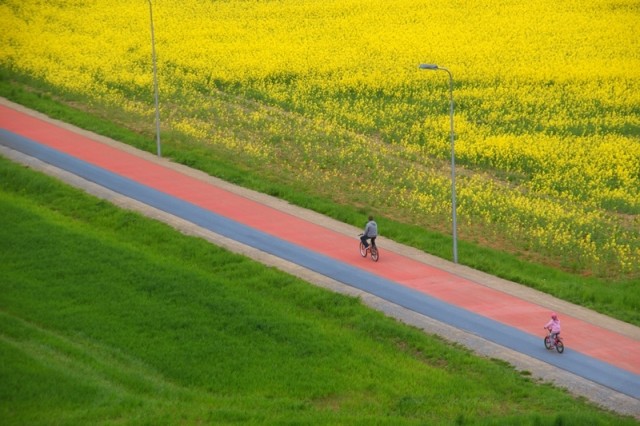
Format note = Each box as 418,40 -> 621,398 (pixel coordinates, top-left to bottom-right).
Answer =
148,0 -> 161,157
419,63 -> 458,264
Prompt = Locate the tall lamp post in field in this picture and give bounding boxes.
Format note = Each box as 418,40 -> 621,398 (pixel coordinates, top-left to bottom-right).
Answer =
148,0 -> 161,157
419,63 -> 458,264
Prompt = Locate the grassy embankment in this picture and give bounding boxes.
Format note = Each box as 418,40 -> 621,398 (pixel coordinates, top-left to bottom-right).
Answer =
1,74 -> 638,328
1,155 -> 638,425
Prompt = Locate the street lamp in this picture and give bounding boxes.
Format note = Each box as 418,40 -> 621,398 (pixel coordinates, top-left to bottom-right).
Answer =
419,63 -> 458,264
148,0 -> 161,157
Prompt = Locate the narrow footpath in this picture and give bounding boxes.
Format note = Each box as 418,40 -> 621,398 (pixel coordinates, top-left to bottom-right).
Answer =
1,98 -> 638,418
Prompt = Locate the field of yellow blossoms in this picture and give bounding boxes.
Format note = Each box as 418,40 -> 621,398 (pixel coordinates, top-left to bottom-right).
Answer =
1,0 -> 639,279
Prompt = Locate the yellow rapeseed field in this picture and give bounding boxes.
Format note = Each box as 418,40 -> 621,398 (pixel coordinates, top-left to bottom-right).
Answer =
1,0 -> 638,278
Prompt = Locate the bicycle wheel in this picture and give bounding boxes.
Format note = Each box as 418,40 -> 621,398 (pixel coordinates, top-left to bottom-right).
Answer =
544,336 -> 552,349
555,340 -> 564,353
370,245 -> 379,262
359,242 -> 367,257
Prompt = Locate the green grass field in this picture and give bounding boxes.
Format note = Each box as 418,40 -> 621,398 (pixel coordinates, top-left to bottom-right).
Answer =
1,155 -> 637,425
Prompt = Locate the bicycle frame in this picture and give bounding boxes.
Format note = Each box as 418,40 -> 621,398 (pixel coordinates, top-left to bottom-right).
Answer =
358,234 -> 379,262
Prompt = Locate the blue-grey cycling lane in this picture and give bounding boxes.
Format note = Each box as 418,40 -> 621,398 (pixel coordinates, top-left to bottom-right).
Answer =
1,127 -> 639,400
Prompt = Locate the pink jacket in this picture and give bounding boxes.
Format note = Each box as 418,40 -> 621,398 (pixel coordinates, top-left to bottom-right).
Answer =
544,318 -> 561,333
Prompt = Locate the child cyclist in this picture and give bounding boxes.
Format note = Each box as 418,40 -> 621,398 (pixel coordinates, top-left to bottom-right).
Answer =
544,312 -> 561,348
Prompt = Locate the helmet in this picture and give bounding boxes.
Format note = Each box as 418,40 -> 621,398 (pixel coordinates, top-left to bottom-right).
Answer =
551,312 -> 558,320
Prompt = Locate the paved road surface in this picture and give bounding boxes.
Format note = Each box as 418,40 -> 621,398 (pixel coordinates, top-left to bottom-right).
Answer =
1,98 -> 638,418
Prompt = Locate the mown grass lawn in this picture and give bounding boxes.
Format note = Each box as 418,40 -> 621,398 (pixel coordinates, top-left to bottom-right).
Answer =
1,155 -> 637,425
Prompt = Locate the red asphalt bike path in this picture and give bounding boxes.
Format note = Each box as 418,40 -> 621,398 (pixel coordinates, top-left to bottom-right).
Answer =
2,104 -> 639,376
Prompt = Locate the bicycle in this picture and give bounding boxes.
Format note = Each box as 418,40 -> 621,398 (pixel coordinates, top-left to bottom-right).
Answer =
359,234 -> 379,262
543,328 -> 564,353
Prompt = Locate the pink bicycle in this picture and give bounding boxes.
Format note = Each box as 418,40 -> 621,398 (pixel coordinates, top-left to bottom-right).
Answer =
543,328 -> 564,353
